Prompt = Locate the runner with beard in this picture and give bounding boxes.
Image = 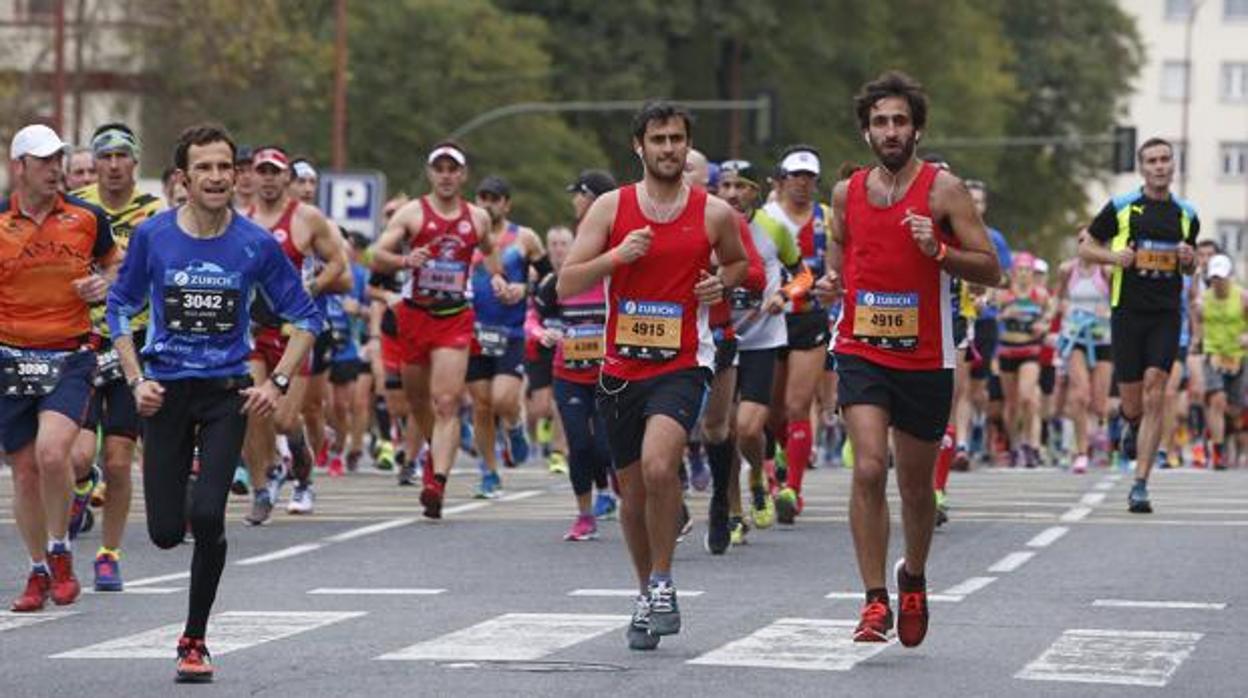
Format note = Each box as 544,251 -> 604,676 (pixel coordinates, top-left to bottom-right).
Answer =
559,102 -> 747,649
815,72 -> 1000,646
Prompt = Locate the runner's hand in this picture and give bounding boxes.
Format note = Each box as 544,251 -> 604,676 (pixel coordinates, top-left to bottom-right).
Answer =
73,274 -> 109,303
404,246 -> 431,269
613,227 -> 652,265
133,380 -> 165,417
240,382 -> 282,418
903,208 -> 939,258
1115,248 -> 1135,269
763,292 -> 787,315
539,327 -> 563,347
1178,242 -> 1195,269
500,282 -> 527,305
814,271 -> 842,305
694,269 -> 724,304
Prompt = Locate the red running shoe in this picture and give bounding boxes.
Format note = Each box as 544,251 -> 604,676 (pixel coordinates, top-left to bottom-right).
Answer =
10,570 -> 51,612
420,479 -> 444,519
48,550 -> 80,606
327,455 -> 345,478
175,636 -> 214,683
853,599 -> 893,642
895,558 -> 929,648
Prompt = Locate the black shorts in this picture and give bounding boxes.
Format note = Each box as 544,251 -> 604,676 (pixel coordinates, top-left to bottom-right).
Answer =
970,318 -> 999,379
83,378 -> 140,440
525,347 -> 554,395
329,360 -> 365,386
309,331 -> 336,376
0,350 -> 96,453
1070,343 -> 1112,365
835,353 -> 952,442
989,373 -> 1003,401
737,348 -> 778,405
781,311 -> 830,354
714,334 -> 738,374
1112,308 -> 1180,384
466,337 -> 526,383
1040,364 -> 1056,396
596,367 -> 709,468
998,354 -> 1040,374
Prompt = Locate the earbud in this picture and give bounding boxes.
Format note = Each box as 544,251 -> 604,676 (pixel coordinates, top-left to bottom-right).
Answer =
915,131 -> 922,141
635,148 -> 643,158
863,133 -> 871,146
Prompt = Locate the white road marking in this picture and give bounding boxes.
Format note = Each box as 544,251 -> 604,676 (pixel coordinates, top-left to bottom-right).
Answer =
1016,628 -> 1202,687
988,551 -> 1035,573
82,587 -> 181,595
939,577 -> 997,598
1026,526 -> 1069,548
234,542 -> 324,566
440,501 -> 491,516
1080,492 -> 1107,506
324,517 -> 417,542
1059,506 -> 1092,522
307,588 -> 446,596
0,611 -> 76,633
496,490 -> 543,503
126,571 -> 191,588
568,588 -> 705,598
1092,599 -> 1226,611
377,613 -> 628,662
1092,481 -> 1115,491
689,618 -> 891,671
52,611 -> 365,659
823,592 -> 963,603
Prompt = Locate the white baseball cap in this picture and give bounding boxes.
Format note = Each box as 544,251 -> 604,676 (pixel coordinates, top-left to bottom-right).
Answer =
779,150 -> 820,176
427,144 -> 467,167
9,124 -> 67,161
1033,258 -> 1049,274
1208,254 -> 1233,279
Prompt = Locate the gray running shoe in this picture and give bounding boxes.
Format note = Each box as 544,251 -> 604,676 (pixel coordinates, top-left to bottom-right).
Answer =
626,594 -> 660,650
647,581 -> 681,636
245,489 -> 274,526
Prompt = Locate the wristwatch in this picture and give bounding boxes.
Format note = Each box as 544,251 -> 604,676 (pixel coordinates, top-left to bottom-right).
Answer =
270,372 -> 291,395
127,376 -> 146,390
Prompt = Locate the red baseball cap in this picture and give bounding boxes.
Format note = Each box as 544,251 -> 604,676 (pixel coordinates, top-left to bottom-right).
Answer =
253,147 -> 290,171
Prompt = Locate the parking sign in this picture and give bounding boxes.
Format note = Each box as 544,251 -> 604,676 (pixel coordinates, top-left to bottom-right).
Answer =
318,171 -> 386,239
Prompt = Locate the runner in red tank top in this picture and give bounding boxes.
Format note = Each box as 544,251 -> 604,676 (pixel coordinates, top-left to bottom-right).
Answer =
814,72 -> 1000,649
557,103 -> 747,651
240,146 -> 349,525
368,142 -> 497,519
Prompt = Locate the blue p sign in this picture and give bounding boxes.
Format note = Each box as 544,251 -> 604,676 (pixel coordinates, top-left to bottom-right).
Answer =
317,171 -> 386,239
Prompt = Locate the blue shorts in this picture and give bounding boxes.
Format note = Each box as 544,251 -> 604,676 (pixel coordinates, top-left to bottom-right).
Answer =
0,350 -> 96,452
466,336 -> 526,382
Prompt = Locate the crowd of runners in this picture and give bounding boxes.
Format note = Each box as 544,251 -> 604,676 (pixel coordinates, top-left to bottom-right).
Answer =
1,69 -> 1235,682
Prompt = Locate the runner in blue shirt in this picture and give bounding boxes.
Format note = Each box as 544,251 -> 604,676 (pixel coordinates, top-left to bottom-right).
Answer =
106,125 -> 320,684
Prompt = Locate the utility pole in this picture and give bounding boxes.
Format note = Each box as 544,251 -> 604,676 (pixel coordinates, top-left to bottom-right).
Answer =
1180,0 -> 1205,197
53,0 -> 65,134
332,0 -> 348,170
727,38 -> 743,158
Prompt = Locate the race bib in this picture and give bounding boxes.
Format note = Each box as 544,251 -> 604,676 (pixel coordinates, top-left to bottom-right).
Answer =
1135,240 -> 1178,276
1212,354 -> 1242,375
851,290 -> 918,350
163,268 -> 242,335
562,323 -> 605,369
0,352 -> 64,397
475,324 -> 510,357
95,348 -> 124,387
416,260 -> 467,299
614,300 -> 683,361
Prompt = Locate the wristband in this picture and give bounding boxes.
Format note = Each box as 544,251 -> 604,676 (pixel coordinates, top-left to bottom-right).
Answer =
933,241 -> 948,263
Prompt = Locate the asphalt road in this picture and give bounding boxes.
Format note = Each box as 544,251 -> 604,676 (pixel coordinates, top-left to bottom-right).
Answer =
1,457 -> 1245,697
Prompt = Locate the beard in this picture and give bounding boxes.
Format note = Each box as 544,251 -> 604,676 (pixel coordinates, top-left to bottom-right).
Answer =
872,133 -> 917,173
644,152 -> 685,183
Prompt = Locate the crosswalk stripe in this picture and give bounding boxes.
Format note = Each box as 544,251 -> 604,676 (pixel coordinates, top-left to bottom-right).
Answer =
1092,599 -> 1226,610
568,588 -> 705,598
377,613 -> 629,662
82,587 -> 181,595
1016,629 -> 1202,687
0,611 -> 76,633
988,551 -> 1035,573
1026,526 -> 1069,547
688,618 -> 891,671
126,571 -> 191,588
51,611 -> 365,659
823,591 -> 963,603
234,542 -> 324,566
307,588 -> 445,595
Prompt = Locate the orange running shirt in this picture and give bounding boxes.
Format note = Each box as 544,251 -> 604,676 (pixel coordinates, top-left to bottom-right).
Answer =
0,193 -> 116,348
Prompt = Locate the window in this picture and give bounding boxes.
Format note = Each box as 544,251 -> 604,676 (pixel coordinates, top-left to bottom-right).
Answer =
1224,63 -> 1248,101
1161,61 -> 1190,101
1220,142 -> 1248,177
1226,0 -> 1248,20
1172,141 -> 1189,176
16,0 -> 57,21
1217,220 -> 1246,257
1166,0 -> 1194,18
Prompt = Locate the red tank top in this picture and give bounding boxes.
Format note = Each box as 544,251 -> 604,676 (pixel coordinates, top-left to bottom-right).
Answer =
836,162 -> 956,370
407,196 -> 478,314
250,199 -> 304,267
603,184 -> 713,381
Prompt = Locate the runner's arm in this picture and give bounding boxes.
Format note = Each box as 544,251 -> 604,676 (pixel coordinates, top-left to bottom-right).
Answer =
105,225 -> 151,385
707,197 -> 747,290
737,216 -> 766,293
367,200 -> 421,272
307,210 -> 351,294
558,191 -> 619,299
933,173 -> 1000,287
260,238 -> 322,379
